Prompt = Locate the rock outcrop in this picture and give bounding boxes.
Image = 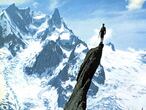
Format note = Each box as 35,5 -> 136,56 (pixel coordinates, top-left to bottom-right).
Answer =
106,42 -> 115,51
64,42 -> 104,110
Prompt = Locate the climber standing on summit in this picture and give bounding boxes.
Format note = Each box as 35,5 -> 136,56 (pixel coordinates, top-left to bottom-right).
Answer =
99,23 -> 106,43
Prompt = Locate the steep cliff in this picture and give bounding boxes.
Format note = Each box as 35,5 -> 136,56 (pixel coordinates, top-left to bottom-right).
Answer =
64,42 -> 104,110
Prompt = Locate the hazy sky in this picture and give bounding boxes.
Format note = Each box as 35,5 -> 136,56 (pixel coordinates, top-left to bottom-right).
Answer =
0,0 -> 146,50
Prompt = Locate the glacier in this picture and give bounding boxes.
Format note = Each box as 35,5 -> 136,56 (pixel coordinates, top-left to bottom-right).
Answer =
0,4 -> 146,110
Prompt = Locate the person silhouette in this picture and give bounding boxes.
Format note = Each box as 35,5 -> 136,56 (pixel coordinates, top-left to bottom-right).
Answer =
99,24 -> 106,43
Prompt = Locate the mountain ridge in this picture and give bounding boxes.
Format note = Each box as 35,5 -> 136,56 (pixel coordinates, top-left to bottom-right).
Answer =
0,4 -> 99,110
0,4 -> 146,110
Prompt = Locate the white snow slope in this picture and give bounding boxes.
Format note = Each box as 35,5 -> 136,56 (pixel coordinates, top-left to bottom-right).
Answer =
0,39 -> 146,110
0,4 -> 146,110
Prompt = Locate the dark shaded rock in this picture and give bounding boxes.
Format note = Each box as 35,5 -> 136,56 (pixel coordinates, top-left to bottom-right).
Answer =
47,8 -> 61,33
32,14 -> 46,27
106,42 -> 115,51
6,3 -> 32,34
58,64 -> 70,81
63,22 -> 73,34
0,25 -> 2,37
7,34 -> 26,56
87,81 -> 99,96
0,33 -> 26,56
23,102 -> 35,110
25,41 -> 63,76
0,102 -> 17,110
141,54 -> 146,64
51,8 -> 62,29
64,42 -> 104,110
88,65 -> 105,96
40,9 -> 62,41
57,35 -> 79,51
57,86 -> 68,108
48,64 -> 73,108
96,65 -> 105,84
40,28 -> 50,41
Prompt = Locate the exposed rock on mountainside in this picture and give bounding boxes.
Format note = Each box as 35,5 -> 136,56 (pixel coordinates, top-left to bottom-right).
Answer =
64,42 -> 104,110
106,42 -> 115,51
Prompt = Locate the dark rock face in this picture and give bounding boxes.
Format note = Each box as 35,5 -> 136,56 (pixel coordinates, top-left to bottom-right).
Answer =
88,65 -> 105,96
96,65 -> 105,84
64,43 -> 104,110
0,25 -> 2,37
25,41 -> 64,76
48,64 -> 72,108
51,8 -> 62,29
40,8 -> 62,41
0,33 -> 26,56
0,103 -> 15,110
141,54 -> 146,64
6,3 -> 32,34
107,42 -> 115,51
0,4 -> 31,56
46,8 -> 62,34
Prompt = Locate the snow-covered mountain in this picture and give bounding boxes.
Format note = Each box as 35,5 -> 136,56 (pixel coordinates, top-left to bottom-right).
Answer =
0,4 -> 146,110
0,4 -> 88,110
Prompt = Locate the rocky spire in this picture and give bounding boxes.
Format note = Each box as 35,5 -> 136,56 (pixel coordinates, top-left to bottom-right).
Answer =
64,42 -> 104,110
51,8 -> 62,28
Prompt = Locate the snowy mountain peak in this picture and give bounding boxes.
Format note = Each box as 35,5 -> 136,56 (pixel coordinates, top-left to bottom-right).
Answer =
6,3 -> 17,11
1,4 -> 146,110
50,8 -> 62,29
5,3 -> 32,34
53,8 -> 60,16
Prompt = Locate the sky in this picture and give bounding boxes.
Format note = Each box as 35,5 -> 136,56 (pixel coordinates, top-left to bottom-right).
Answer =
0,0 -> 146,50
